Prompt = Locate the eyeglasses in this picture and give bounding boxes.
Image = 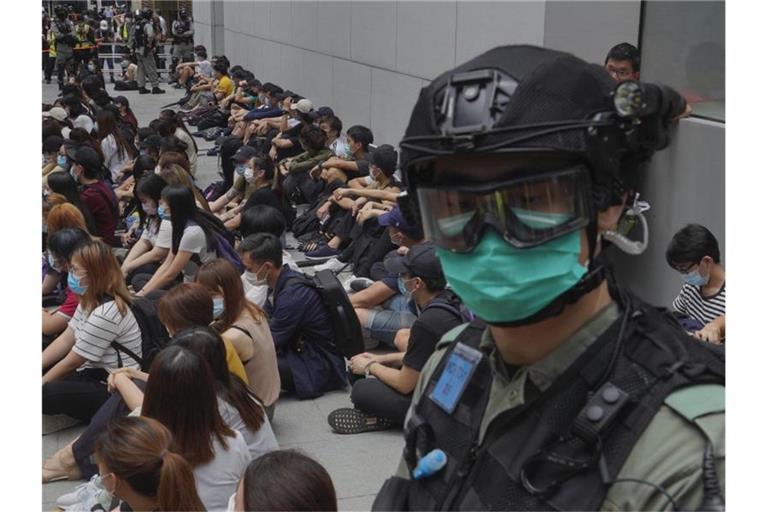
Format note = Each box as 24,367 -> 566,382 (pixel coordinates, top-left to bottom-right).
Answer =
416,165 -> 592,252
672,262 -> 698,274
606,67 -> 633,80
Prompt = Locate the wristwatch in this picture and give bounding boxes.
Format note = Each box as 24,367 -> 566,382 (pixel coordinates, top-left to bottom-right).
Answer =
364,361 -> 376,378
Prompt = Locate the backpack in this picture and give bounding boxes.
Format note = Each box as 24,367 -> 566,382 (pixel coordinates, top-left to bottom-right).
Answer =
421,296 -> 475,323
279,269 -> 365,359
132,20 -> 147,50
203,180 -> 227,202
210,230 -> 246,273
107,296 -> 170,371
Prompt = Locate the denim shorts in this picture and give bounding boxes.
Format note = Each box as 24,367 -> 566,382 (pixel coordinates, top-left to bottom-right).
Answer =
364,294 -> 417,349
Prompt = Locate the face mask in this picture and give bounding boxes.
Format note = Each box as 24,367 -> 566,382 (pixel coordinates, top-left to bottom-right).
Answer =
57,154 -> 68,168
154,165 -> 162,175
47,252 -> 61,272
344,146 -> 354,159
244,271 -> 266,287
436,230 -> 587,323
68,272 -> 88,295
235,163 -> 247,176
139,149 -> 147,156
157,205 -> 169,220
682,267 -> 709,287
244,167 -> 255,183
87,63 -> 96,72
141,202 -> 156,215
398,276 -> 414,303
212,296 -> 225,318
69,166 -> 79,181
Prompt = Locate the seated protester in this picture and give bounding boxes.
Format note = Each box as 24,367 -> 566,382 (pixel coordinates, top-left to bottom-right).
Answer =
210,146 -> 279,230
306,144 -> 401,260
214,62 -> 236,100
158,109 -> 198,177
94,417 -> 206,511
238,205 -> 300,306
113,153 -> 156,203
666,224 -> 726,343
313,124 -> 374,184
134,185 -> 222,295
67,128 -> 106,163
349,207 -> 426,346
97,109 -> 136,183
46,171 -> 99,235
137,133 -> 162,162
120,175 -> 171,288
127,346 -> 250,511
320,114 -> 348,158
156,161 -> 211,212
113,96 -> 138,136
228,79 -> 261,119
280,125 -> 333,206
328,243 -> 464,433
175,45 -> 213,88
229,450 -> 338,512
231,82 -> 284,140
61,94 -> 95,137
43,228 -> 92,340
156,283 -> 247,382
43,135 -> 65,178
43,108 -> 72,139
66,145 -> 121,246
114,57 -> 139,91
42,240 -> 142,422
43,201 -> 95,298
263,96 -> 314,162
196,260 -> 281,419
238,234 -> 347,398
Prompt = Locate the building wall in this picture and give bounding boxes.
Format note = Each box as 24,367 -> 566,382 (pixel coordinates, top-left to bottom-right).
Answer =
192,0 -> 725,306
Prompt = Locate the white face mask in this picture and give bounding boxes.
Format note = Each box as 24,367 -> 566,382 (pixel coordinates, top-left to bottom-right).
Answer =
154,165 -> 161,175
244,271 -> 266,287
244,166 -> 255,183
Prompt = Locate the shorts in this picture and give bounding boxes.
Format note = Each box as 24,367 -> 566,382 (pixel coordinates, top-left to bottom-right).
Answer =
364,294 -> 417,349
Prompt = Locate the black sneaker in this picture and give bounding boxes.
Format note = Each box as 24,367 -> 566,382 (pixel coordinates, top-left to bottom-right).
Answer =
151,87 -> 166,94
138,87 -> 151,94
327,408 -> 393,434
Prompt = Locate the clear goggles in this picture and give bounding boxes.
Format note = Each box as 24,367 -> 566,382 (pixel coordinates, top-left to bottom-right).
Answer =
416,166 -> 592,252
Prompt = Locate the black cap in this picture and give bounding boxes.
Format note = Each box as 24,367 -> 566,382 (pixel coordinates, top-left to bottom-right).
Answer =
68,146 -> 102,172
232,145 -> 259,162
139,135 -> 163,150
384,243 -> 443,280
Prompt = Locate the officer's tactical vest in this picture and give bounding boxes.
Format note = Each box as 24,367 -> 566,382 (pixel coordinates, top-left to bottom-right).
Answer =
374,294 -> 724,511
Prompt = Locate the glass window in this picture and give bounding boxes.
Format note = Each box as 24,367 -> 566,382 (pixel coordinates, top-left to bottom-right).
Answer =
640,1 -> 725,122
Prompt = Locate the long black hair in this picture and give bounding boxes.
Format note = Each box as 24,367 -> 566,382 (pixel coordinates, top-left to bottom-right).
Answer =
134,174 -> 168,234
161,185 -> 228,254
172,327 -> 265,433
46,171 -> 98,234
132,154 -> 157,184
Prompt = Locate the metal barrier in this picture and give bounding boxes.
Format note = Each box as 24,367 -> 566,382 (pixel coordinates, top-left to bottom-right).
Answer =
96,41 -> 176,78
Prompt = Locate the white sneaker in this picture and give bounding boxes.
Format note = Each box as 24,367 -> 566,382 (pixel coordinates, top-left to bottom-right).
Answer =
56,475 -> 101,509
310,257 -> 347,273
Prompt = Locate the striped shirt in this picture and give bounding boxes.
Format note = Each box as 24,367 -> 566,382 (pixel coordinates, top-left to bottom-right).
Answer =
69,300 -> 142,371
672,282 -> 726,326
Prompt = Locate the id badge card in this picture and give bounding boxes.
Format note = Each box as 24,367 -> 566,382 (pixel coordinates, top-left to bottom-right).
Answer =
429,342 -> 483,414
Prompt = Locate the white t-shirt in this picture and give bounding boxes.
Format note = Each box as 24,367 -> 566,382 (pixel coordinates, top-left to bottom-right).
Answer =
196,59 -> 213,77
139,219 -> 172,249
241,251 -> 299,306
177,224 -> 217,282
193,431 -> 250,512
101,134 -> 132,183
329,136 -> 349,158
69,300 -> 142,371
218,397 -> 279,461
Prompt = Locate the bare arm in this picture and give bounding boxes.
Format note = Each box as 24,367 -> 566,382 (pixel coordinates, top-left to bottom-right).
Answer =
350,281 -> 397,309
42,327 -> 76,370
43,350 -> 87,385
136,250 -> 192,296
42,310 -> 70,336
42,271 -> 61,296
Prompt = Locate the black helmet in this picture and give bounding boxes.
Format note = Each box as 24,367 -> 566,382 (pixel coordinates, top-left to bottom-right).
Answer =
179,8 -> 188,19
140,7 -> 153,20
54,4 -> 68,19
400,45 -> 687,212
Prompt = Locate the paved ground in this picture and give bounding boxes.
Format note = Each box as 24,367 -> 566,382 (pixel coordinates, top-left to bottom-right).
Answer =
42,82 -> 404,511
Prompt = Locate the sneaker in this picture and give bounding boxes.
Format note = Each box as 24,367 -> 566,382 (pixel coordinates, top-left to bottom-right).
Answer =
305,244 -> 341,260
312,257 -> 347,273
56,475 -> 101,508
327,408 -> 393,434
151,87 -> 166,94
206,146 -> 221,157
138,87 -> 151,94
349,277 -> 374,292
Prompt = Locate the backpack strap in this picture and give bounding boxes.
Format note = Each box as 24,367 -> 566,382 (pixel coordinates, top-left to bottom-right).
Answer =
421,300 -> 465,323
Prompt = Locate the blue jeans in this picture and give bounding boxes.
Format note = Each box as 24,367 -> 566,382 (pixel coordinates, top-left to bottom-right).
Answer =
364,295 -> 417,349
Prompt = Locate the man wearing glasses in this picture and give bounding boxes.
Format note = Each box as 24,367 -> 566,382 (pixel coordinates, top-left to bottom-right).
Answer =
604,42 -> 640,82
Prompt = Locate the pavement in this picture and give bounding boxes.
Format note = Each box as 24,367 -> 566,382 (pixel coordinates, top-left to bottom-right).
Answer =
42,81 -> 404,511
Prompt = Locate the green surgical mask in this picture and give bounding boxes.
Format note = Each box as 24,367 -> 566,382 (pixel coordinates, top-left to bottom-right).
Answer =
436,230 -> 587,323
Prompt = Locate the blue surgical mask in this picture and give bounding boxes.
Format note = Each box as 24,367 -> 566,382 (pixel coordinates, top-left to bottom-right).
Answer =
57,154 -> 68,168
212,297 -> 225,318
68,272 -> 88,295
235,163 -> 247,176
682,268 -> 709,287
436,230 -> 587,323
398,276 -> 414,303
157,205 -> 169,220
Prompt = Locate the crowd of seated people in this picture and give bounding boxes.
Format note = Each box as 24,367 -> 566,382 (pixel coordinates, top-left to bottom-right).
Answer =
42,46 -> 723,510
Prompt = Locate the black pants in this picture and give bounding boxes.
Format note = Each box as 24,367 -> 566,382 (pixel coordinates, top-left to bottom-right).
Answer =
127,262 -> 162,288
277,356 -> 295,393
43,368 -> 110,422
73,379 -> 146,479
351,377 -> 412,425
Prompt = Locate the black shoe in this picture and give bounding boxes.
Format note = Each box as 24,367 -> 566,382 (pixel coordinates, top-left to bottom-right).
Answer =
138,87 -> 151,94
151,87 -> 166,94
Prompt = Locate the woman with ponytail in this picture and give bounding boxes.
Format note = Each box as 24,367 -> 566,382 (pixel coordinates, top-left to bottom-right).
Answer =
95,416 -> 205,511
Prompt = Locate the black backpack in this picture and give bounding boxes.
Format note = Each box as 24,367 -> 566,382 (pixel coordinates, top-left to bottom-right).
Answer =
278,269 -> 365,359
109,296 -> 170,371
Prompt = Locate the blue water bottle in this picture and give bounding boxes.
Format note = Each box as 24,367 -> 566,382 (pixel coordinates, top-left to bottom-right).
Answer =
412,449 -> 447,480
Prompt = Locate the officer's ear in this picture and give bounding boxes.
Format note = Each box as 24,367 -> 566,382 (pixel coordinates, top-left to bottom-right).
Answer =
597,193 -> 629,233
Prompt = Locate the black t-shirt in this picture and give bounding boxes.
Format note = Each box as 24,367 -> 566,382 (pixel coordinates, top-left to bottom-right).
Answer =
403,290 -> 464,372
242,185 -> 282,212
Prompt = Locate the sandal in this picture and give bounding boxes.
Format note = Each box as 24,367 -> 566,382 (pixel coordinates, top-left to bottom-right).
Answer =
327,408 -> 393,435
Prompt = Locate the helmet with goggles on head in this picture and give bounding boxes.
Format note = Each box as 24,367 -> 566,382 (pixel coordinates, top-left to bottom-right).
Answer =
399,45 -> 688,326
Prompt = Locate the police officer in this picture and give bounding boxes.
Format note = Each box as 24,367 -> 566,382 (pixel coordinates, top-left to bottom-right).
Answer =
132,7 -> 164,95
170,7 -> 195,80
373,45 -> 724,511
50,5 -> 76,90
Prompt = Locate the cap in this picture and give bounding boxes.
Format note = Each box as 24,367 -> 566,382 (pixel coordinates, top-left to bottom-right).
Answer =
290,98 -> 313,114
372,144 -> 398,177
378,205 -> 423,240
42,107 -> 68,122
384,242 -> 444,280
138,134 -> 163,150
68,145 -> 102,171
232,145 -> 259,162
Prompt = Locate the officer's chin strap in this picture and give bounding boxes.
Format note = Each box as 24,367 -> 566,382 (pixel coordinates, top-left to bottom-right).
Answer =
601,193 -> 650,256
